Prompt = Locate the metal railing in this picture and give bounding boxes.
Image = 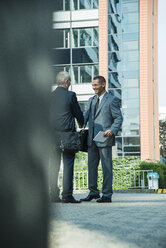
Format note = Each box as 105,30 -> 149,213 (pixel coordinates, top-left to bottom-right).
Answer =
58,170 -> 153,190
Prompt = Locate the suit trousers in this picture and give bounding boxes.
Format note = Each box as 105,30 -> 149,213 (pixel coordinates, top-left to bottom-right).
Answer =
88,141 -> 113,198
49,147 -> 75,198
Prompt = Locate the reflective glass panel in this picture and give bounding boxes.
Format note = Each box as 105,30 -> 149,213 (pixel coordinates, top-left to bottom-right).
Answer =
122,0 -> 139,2
122,61 -> 139,71
72,47 -> 99,63
123,51 -> 139,62
123,88 -> 139,99
72,0 -> 78,10
80,28 -> 92,47
122,71 -> 139,78
123,126 -> 140,136
123,2 -> 139,12
123,146 -> 140,152
109,89 -> 122,106
93,28 -> 99,46
123,137 -> 140,146
122,13 -> 139,24
122,23 -> 139,33
80,0 -> 91,9
123,98 -> 139,108
93,0 -> 98,8
108,52 -> 122,71
72,29 -> 78,48
123,78 -> 139,87
108,35 -> 121,51
53,49 -> 70,64
108,0 -> 121,15
65,30 -> 70,48
108,72 -> 122,88
65,0 -> 70,10
80,65 -> 92,83
93,64 -> 99,77
124,153 -> 140,157
108,15 -> 121,34
122,33 -> 139,40
123,40 -> 138,50
73,66 -> 79,84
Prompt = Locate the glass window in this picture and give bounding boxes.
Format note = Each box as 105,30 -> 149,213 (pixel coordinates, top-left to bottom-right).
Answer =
108,0 -> 121,15
123,98 -> 139,108
123,146 -> 140,152
122,61 -> 139,71
122,23 -> 139,33
108,52 -> 122,72
72,0 -> 78,10
65,0 -> 70,10
123,78 -> 139,87
122,0 -> 139,2
123,51 -> 139,62
80,0 -> 91,9
122,12 -> 139,24
122,71 -> 139,78
108,72 -> 122,88
72,29 -> 78,48
80,65 -> 92,83
116,137 -> 122,152
65,30 -> 70,48
108,15 -> 121,34
73,66 -> 79,84
123,2 -> 139,12
123,40 -> 138,50
108,35 -> 121,51
93,0 -> 98,9
93,64 -> 99,77
123,88 -> 139,99
123,126 -> 140,136
124,152 -> 140,157
53,49 -> 70,64
80,28 -> 92,47
123,137 -> 140,146
109,89 -> 122,106
72,47 -> 99,63
122,33 -> 139,40
93,28 -> 99,46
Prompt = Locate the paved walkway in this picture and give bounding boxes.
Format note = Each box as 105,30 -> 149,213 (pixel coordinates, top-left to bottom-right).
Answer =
49,193 -> 166,248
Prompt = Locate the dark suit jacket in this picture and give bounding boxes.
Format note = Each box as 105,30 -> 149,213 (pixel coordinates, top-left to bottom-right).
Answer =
50,86 -> 84,132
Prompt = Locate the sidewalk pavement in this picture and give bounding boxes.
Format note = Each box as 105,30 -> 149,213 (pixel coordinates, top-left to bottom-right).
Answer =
49,193 -> 166,248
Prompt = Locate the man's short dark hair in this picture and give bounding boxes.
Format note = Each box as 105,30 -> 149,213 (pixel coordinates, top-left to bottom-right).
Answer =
93,76 -> 106,84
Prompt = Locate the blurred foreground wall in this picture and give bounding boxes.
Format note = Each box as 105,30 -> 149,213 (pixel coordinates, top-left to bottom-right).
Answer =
0,1 -> 53,247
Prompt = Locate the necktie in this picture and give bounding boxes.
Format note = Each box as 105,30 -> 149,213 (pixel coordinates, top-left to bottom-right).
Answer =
94,97 -> 99,116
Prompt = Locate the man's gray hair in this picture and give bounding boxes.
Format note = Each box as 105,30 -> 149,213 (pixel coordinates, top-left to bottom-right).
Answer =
56,71 -> 71,85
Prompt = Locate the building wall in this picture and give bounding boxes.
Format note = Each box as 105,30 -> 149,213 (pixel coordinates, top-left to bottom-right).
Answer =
99,0 -> 108,84
139,0 -> 160,161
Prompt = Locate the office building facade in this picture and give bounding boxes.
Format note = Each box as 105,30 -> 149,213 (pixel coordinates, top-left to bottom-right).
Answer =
53,0 -> 160,161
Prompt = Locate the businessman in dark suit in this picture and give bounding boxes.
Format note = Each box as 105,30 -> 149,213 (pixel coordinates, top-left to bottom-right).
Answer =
50,71 -> 84,203
81,76 -> 123,203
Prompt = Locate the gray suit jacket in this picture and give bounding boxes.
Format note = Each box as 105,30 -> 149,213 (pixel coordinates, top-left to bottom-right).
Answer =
84,92 -> 123,147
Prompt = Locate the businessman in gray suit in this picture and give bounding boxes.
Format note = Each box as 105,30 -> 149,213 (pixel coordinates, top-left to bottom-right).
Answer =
81,76 -> 123,203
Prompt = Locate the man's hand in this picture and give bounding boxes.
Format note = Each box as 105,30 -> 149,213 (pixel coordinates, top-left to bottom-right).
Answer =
104,130 -> 113,137
78,124 -> 83,129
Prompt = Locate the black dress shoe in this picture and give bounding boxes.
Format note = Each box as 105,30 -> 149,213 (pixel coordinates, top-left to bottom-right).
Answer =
62,196 -> 81,203
80,194 -> 100,201
96,196 -> 112,203
51,197 -> 62,203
